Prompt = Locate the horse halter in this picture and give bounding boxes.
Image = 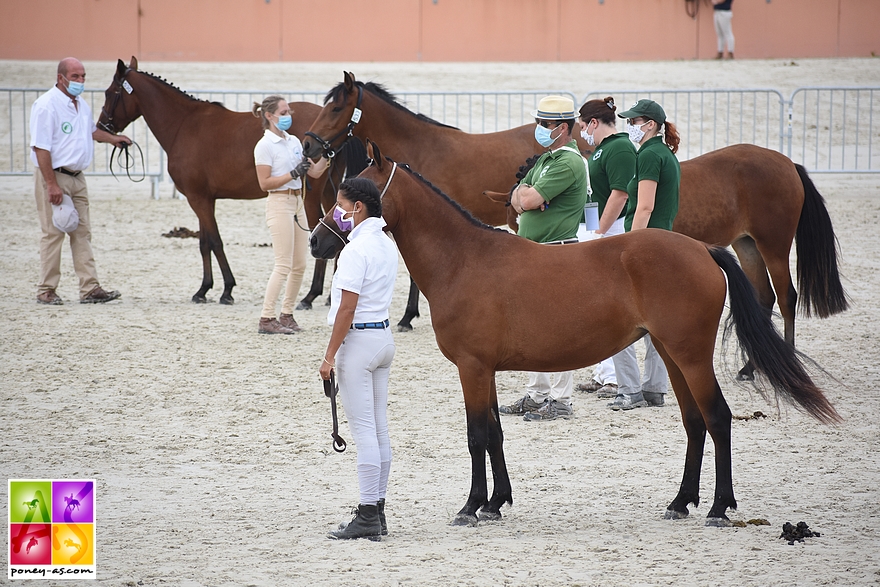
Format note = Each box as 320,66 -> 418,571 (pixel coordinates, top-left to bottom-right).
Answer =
304,84 -> 363,159
97,69 -> 133,134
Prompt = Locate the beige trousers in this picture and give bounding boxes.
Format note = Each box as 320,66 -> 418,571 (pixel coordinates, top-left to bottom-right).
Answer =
34,170 -> 100,297
261,193 -> 308,318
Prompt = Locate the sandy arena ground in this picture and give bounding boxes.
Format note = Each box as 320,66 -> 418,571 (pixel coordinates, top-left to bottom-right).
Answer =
1,59 -> 879,586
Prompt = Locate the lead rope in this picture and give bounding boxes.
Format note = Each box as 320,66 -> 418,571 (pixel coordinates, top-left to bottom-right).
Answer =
323,370 -> 347,453
109,140 -> 146,183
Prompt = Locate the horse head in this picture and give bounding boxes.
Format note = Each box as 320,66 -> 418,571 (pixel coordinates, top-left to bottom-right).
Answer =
309,140 -> 399,259
96,56 -> 143,134
303,71 -> 363,160
483,189 -> 519,232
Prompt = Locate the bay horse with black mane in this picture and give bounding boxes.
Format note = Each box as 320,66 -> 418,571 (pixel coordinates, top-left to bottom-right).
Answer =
97,57 -> 365,304
302,73 -> 848,378
311,141 -> 840,527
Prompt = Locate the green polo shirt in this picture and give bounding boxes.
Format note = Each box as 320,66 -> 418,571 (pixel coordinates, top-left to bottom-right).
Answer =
588,132 -> 636,219
518,140 -> 587,243
624,136 -> 681,232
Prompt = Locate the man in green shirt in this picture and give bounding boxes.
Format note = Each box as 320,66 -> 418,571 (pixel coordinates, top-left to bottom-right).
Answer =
501,95 -> 587,421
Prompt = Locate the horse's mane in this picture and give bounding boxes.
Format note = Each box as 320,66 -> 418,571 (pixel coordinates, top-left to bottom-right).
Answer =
138,70 -> 224,107
326,81 -> 459,130
391,158 -> 508,234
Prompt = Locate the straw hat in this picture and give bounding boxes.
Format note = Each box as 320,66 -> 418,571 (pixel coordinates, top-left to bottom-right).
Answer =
531,95 -> 576,120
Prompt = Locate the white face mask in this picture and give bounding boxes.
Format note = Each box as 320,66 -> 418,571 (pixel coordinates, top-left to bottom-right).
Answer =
626,121 -> 649,144
580,125 -> 595,147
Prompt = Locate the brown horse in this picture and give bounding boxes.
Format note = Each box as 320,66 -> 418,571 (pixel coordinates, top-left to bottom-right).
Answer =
310,141 -> 839,527
97,57 -> 364,304
301,72 -> 590,328
486,143 -> 849,379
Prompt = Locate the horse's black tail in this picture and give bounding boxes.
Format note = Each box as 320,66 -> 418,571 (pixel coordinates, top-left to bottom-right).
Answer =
709,246 -> 841,424
794,163 -> 850,318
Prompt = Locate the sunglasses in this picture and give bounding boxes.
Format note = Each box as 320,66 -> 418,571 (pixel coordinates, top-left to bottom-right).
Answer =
536,120 -> 561,128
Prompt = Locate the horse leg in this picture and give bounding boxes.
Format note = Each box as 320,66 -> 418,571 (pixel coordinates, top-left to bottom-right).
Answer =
452,362 -> 498,526
396,276 -> 421,332
730,237 -> 775,380
189,197 -> 236,304
296,258 -> 327,310
478,377 -> 513,520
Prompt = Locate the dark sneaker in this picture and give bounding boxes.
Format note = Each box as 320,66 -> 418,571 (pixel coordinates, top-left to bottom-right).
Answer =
574,379 -> 603,393
643,392 -> 665,407
37,290 -> 63,305
279,313 -> 302,332
499,394 -> 544,415
80,286 -> 121,304
608,393 -> 648,411
596,383 -> 619,398
523,400 -> 573,421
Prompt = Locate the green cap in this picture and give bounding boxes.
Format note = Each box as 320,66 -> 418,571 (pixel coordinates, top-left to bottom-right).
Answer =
617,99 -> 667,124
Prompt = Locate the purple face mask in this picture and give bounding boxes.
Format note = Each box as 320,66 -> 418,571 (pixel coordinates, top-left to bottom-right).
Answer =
333,204 -> 355,232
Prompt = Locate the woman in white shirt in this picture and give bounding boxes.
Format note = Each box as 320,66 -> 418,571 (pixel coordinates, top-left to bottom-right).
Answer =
252,95 -> 328,334
319,178 -> 398,540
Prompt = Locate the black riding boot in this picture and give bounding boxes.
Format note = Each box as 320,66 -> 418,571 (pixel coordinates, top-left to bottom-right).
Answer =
377,499 -> 387,536
329,504 -> 382,540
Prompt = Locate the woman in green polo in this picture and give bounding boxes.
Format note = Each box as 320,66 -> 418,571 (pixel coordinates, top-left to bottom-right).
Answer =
606,99 -> 682,411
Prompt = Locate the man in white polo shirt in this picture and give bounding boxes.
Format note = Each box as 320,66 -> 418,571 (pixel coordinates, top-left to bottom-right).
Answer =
31,57 -> 131,305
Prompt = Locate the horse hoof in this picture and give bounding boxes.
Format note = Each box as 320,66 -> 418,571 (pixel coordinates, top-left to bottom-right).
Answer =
296,301 -> 313,311
705,517 -> 733,527
664,509 -> 689,520
477,509 -> 502,521
191,295 -> 207,304
219,296 -> 234,305
397,324 -> 414,333
450,513 -> 479,527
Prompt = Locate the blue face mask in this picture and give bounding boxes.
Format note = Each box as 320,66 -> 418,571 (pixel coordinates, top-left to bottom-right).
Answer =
275,114 -> 292,131
534,123 -> 558,148
63,76 -> 84,97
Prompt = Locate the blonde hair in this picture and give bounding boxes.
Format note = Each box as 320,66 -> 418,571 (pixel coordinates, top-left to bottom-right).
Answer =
252,95 -> 286,129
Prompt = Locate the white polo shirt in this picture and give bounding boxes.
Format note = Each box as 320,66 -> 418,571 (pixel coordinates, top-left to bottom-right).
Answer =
328,216 -> 399,326
29,86 -> 95,171
253,129 -> 305,191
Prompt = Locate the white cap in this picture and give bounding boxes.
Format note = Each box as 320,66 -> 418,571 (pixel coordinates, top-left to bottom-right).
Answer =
52,194 -> 79,233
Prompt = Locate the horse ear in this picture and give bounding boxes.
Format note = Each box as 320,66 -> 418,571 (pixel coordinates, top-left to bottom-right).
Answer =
343,71 -> 356,92
483,190 -> 509,204
366,139 -> 383,170
116,59 -> 127,78
129,56 -> 139,70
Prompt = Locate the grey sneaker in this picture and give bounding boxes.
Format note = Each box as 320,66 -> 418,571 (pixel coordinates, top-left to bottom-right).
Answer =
608,393 -> 649,411
596,383 -> 619,398
499,394 -> 544,415
643,392 -> 665,407
523,400 -> 573,421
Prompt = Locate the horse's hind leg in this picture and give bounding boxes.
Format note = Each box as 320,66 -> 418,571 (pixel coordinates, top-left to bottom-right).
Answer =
190,197 -> 236,304
479,377 -> 513,520
731,237 -> 776,380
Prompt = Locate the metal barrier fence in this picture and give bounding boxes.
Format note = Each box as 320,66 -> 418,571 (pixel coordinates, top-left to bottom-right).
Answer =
2,86 -> 877,198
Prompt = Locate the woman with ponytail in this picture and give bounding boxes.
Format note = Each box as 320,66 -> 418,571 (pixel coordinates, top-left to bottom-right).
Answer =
603,99 -> 681,411
252,95 -> 328,334
319,178 -> 399,540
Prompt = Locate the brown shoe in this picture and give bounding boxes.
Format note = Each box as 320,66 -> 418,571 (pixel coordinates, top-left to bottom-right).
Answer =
37,290 -> 63,305
279,313 -> 302,332
258,317 -> 295,334
80,286 -> 121,304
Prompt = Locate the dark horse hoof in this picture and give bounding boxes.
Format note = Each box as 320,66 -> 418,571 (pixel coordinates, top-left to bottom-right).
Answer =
296,300 -> 313,311
397,323 -> 414,333
705,517 -> 733,527
477,508 -> 502,522
450,513 -> 479,527
192,294 -> 208,304
219,295 -> 234,305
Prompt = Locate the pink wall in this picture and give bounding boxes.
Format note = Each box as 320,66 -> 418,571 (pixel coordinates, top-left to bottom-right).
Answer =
1,0 -> 877,62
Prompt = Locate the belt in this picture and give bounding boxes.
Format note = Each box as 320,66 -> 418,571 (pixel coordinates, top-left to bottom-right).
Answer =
542,238 -> 579,245
54,167 -> 82,177
351,319 -> 390,330
270,188 -> 302,196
